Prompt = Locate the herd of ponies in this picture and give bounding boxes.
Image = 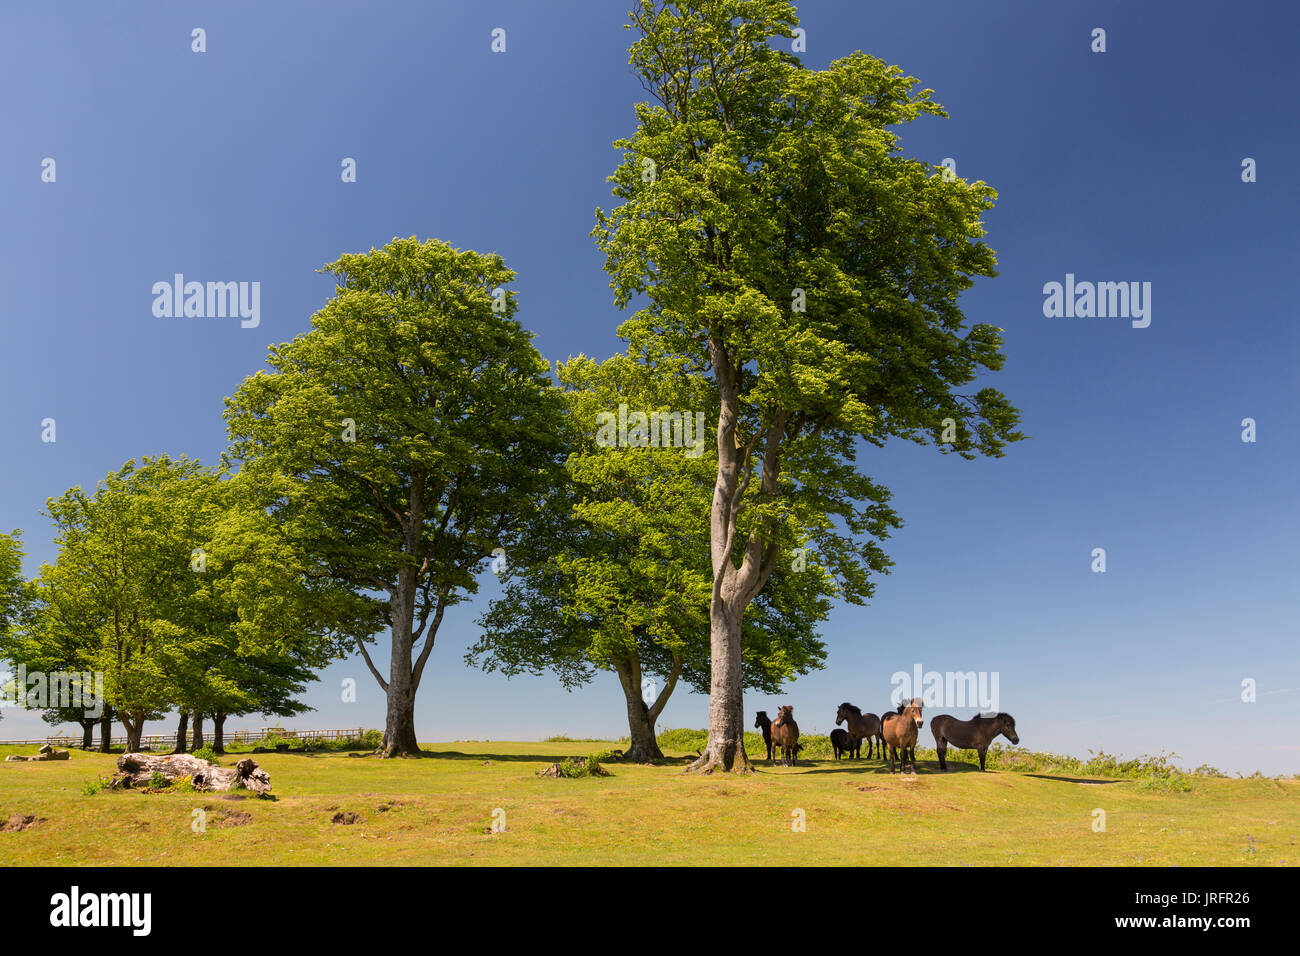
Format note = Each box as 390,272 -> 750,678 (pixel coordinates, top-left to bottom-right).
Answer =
753,700 -> 1020,773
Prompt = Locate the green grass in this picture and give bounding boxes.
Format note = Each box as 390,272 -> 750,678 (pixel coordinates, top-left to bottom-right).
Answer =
0,740 -> 1295,866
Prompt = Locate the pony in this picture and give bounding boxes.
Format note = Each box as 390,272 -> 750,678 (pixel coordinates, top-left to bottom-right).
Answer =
834,702 -> 882,759
830,728 -> 862,760
930,712 -> 1019,771
880,698 -> 924,773
770,705 -> 800,767
754,711 -> 774,762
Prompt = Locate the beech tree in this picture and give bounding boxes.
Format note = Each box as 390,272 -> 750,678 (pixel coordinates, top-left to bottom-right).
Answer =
37,457 -> 210,751
0,531 -> 32,732
594,0 -> 1024,771
469,353 -> 830,761
225,237 -> 567,756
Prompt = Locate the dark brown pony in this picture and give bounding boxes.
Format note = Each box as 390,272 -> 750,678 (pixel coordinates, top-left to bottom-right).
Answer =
830,728 -> 861,759
931,712 -> 1019,771
835,703 -> 882,759
770,705 -> 800,766
754,711 -> 774,762
880,698 -> 924,773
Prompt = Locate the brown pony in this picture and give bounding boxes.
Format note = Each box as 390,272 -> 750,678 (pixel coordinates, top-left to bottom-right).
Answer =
835,703 -> 882,759
754,711 -> 774,762
770,705 -> 800,766
930,712 -> 1019,771
880,698 -> 924,773
870,703 -> 901,758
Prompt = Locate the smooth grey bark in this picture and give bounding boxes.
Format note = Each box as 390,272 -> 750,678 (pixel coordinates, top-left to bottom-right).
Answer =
688,346 -> 782,774
612,652 -> 682,763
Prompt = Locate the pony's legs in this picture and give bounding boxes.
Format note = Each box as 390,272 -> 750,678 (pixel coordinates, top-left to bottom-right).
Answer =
978,746 -> 987,771
937,740 -> 947,771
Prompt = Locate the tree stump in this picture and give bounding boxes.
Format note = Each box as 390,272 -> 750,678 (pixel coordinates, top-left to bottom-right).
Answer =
110,753 -> 271,794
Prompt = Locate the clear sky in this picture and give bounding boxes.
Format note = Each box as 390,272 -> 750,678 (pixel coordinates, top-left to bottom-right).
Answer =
2,1 -> 1296,774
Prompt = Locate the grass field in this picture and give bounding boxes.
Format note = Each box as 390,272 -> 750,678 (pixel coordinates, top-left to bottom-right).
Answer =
1,740 -> 1295,866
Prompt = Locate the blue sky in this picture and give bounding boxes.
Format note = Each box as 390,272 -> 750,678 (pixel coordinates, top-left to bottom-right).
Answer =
2,1 -> 1296,773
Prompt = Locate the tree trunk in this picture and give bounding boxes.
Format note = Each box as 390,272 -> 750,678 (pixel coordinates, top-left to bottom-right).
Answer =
212,712 -> 226,754
688,598 -> 750,773
99,707 -> 114,753
112,753 -> 271,795
174,711 -> 189,753
614,660 -> 663,763
382,570 -> 422,757
191,713 -> 205,751
79,719 -> 95,750
122,712 -> 143,753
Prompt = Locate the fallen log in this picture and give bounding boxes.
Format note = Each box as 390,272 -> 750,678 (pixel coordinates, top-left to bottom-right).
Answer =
5,744 -> 70,762
111,753 -> 271,795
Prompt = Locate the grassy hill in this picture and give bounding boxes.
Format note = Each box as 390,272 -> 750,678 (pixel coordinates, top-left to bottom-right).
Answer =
0,739 -> 1295,866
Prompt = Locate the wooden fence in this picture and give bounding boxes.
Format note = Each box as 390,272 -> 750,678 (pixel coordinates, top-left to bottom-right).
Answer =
0,727 -> 369,748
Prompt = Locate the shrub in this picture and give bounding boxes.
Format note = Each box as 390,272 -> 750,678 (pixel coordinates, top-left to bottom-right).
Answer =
148,770 -> 169,789
81,777 -> 108,795
1134,773 -> 1194,793
656,728 -> 708,753
191,745 -> 219,764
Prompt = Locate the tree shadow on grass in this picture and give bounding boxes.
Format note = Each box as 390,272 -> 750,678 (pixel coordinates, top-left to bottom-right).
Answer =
1024,773 -> 1121,785
415,750 -> 601,764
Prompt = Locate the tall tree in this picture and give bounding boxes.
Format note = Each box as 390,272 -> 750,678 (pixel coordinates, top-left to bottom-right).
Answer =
469,353 -> 831,761
0,531 -> 33,731
225,237 -> 567,756
38,457 -> 210,751
594,0 -> 1024,771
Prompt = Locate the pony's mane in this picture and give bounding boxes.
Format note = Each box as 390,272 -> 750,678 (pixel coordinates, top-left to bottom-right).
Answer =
838,702 -> 862,716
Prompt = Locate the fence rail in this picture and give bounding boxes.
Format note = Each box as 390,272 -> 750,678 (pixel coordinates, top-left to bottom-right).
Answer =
0,727 -> 369,748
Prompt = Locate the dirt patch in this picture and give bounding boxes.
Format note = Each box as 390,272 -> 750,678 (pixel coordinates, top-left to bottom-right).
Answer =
331,811 -> 362,825
1,814 -> 45,832
214,810 -> 252,828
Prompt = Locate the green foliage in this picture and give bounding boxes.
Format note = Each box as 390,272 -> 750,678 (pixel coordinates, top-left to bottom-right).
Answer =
81,776 -> 108,796
224,237 -> 568,750
223,729 -> 381,754
148,770 -> 169,789
542,756 -> 610,778
471,352 -> 830,743
1134,773 -> 1194,793
591,1 -> 1025,750
656,728 -> 709,752
191,746 -> 219,764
